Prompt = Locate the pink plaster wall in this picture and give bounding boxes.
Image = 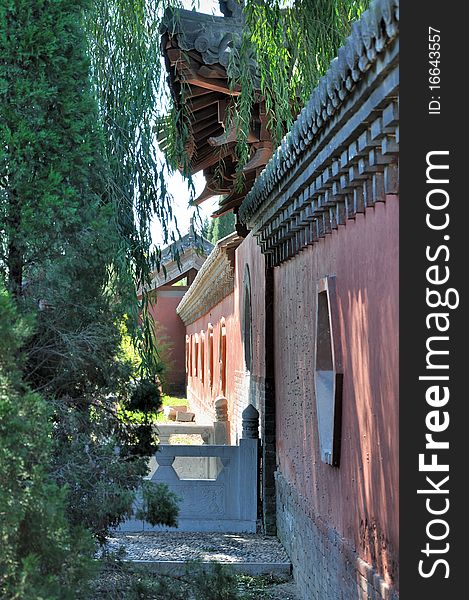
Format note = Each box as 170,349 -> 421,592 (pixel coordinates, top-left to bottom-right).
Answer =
274,197 -> 399,586
147,286 -> 187,393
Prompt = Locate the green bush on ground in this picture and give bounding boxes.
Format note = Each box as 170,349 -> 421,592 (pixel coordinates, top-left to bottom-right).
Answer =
93,555 -> 291,600
93,557 -> 269,600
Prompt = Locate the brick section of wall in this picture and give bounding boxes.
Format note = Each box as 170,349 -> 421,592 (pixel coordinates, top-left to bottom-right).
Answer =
262,375 -> 276,534
262,263 -> 276,535
276,471 -> 399,600
248,374 -> 265,414
232,371 -> 266,442
233,370 -> 248,442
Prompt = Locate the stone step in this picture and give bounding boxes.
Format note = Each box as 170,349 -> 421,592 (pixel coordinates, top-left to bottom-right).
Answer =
129,559 -> 292,577
105,531 -> 292,578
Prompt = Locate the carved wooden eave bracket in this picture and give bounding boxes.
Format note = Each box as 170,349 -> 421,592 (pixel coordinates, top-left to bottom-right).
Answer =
160,3 -> 273,222
176,232 -> 243,325
238,0 -> 400,267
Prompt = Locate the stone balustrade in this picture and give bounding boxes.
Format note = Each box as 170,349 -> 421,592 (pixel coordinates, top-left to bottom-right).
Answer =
120,404 -> 260,533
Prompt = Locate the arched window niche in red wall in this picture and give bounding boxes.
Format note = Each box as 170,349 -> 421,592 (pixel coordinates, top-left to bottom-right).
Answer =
314,275 -> 343,467
219,317 -> 227,396
200,330 -> 205,384
207,323 -> 214,389
194,333 -> 199,378
185,335 -> 190,374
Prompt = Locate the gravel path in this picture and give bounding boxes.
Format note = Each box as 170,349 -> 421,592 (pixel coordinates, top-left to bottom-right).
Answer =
265,582 -> 301,600
105,532 -> 290,564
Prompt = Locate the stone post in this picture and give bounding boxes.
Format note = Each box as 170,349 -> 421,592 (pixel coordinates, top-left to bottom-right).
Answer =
201,427 -> 213,478
156,426 -> 171,445
239,404 -> 259,522
152,446 -> 179,483
242,403 -> 259,439
213,395 -> 230,445
201,428 -> 212,445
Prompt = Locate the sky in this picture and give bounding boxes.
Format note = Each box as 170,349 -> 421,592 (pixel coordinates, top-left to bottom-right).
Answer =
149,172 -> 220,246
150,0 -> 223,247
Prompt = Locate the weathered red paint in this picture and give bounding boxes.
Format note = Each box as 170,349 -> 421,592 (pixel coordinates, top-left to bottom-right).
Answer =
274,197 -> 399,587
182,199 -> 399,590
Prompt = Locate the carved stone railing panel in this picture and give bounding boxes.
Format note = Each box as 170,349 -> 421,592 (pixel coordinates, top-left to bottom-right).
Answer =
119,405 -> 259,533
155,423 -> 215,446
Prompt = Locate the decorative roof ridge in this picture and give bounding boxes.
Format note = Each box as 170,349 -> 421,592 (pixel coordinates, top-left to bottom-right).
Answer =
214,231 -> 242,250
176,232 -> 243,324
138,233 -> 213,294
159,232 -> 213,264
161,7 -> 244,68
239,0 -> 399,225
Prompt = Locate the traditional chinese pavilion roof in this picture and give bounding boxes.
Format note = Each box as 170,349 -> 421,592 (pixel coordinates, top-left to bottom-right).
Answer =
147,232 -> 213,291
160,232 -> 213,264
160,1 -> 272,221
176,231 -> 243,325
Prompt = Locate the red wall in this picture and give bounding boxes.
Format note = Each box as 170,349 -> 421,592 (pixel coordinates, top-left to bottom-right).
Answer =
186,292 -> 243,437
182,200 -> 399,588
274,196 -> 399,586
147,286 -> 187,394
185,234 -> 266,441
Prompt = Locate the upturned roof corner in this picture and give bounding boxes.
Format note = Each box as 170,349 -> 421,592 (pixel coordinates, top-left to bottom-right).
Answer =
160,1 -> 272,223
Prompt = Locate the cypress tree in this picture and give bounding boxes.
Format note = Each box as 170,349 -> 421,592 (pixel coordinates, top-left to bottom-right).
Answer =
206,212 -> 236,244
0,284 -> 95,599
0,0 -> 178,581
0,0 -> 107,297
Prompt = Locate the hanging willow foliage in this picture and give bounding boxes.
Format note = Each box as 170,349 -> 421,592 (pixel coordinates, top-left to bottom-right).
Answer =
83,0 -> 369,373
84,0 -> 179,375
230,0 -> 370,172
